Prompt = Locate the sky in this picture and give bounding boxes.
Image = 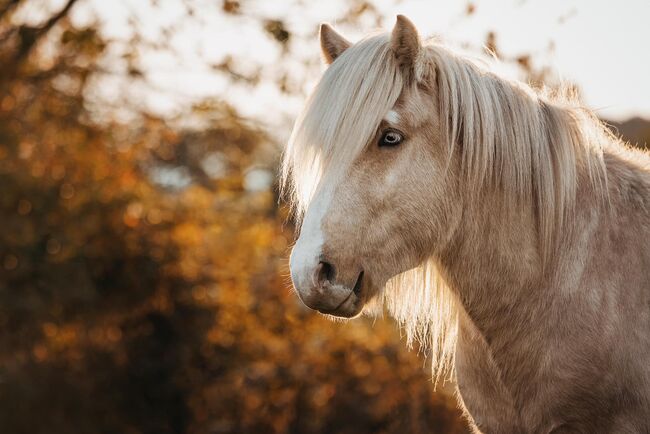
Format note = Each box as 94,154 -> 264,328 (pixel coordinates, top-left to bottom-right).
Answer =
59,0 -> 650,125
400,0 -> 650,121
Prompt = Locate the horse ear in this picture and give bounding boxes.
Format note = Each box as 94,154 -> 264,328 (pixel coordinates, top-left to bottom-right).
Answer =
320,23 -> 351,64
391,15 -> 421,71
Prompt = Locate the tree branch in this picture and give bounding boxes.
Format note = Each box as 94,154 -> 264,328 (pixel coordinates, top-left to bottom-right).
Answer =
15,0 -> 80,63
39,0 -> 79,35
0,0 -> 22,22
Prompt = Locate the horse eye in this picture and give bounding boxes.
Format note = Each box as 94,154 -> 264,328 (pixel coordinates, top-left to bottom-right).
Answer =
379,130 -> 403,147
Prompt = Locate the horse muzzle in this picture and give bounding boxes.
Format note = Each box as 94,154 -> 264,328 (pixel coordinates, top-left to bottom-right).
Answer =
290,254 -> 366,318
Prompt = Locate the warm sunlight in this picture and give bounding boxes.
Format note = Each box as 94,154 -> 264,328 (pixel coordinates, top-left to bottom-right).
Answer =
2,1 -> 649,433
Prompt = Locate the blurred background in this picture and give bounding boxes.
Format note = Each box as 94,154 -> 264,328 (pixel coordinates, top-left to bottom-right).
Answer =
0,0 -> 648,433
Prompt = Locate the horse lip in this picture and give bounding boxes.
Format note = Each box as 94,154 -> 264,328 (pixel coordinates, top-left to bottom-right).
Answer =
317,271 -> 364,317
352,271 -> 364,296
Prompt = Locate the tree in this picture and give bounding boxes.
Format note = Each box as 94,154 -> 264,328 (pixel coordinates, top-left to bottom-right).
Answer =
0,1 -> 468,433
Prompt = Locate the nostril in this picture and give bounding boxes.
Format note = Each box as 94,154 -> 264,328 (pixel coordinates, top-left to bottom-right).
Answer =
314,261 -> 335,286
322,261 -> 335,281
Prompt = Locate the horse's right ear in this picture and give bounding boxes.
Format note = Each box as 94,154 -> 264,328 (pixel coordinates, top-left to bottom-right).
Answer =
320,23 -> 351,64
391,15 -> 422,77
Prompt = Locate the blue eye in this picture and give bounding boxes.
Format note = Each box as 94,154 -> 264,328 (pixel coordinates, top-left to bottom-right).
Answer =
379,130 -> 403,147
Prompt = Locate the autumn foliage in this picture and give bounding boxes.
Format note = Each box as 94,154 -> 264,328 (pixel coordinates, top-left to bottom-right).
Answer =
0,1 -> 470,433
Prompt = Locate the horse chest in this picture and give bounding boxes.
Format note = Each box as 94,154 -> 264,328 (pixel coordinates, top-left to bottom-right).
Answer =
453,315 -> 649,433
454,325 -> 528,433
453,318 -> 570,433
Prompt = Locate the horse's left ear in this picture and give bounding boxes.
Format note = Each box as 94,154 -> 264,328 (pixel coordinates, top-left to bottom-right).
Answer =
320,23 -> 351,65
391,15 -> 422,74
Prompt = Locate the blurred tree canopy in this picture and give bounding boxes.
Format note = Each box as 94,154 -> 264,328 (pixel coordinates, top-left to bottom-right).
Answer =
0,1 -> 469,433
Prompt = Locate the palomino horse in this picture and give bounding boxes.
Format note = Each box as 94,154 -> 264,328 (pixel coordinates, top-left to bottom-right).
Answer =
283,15 -> 650,433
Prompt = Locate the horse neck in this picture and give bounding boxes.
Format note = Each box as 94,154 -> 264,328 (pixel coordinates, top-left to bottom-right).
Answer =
434,108 -> 610,341
437,147 -> 615,348
444,173 -> 609,353
436,189 -> 545,337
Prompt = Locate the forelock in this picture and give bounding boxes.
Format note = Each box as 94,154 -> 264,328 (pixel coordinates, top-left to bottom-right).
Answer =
282,33 -> 404,215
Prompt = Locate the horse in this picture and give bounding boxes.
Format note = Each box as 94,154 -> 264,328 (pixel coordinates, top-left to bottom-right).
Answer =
282,15 -> 650,433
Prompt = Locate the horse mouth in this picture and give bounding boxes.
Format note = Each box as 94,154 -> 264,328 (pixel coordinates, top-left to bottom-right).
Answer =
318,271 -> 365,318
352,271 -> 364,296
